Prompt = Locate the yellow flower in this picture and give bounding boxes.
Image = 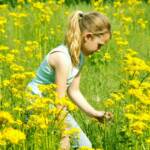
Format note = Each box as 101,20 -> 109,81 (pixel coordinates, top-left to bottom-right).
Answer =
124,104 -> 135,113
137,113 -> 150,121
24,41 -> 39,54
124,113 -> 137,120
50,28 -> 55,35
5,54 -> 15,64
121,16 -> 132,24
13,106 -> 24,113
28,115 -> 49,129
113,31 -> 120,36
128,80 -> 140,88
11,73 -> 26,82
103,52 -> 111,62
2,127 -> 26,144
0,17 -> 7,33
24,72 -> 35,78
9,12 -> 28,18
3,80 -> 10,87
26,97 -> 50,112
0,4 -> 8,10
3,102 -> 11,108
127,0 -> 141,5
28,0 -> 32,3
10,49 -> 19,55
146,138 -> 150,144
55,97 -> 77,111
0,45 -> 9,51
104,98 -> 114,107
57,0 -> 65,5
17,0 -> 24,3
63,128 -> 80,137
114,1 -> 121,8
10,64 -> 25,72
93,0 -> 103,7
32,2 -> 45,10
11,88 -> 22,98
0,111 -> 14,125
137,18 -> 148,29
38,84 -> 57,97
127,48 -> 138,56
128,88 -> 141,97
0,54 -> 5,62
79,146 -> 94,150
0,133 -> 6,145
128,88 -> 150,105
111,92 -> 124,102
124,49 -> 150,74
115,37 -> 128,47
9,12 -> 28,28
141,81 -> 150,89
130,121 -> 148,135
15,119 -> 23,126
41,12 -> 51,23
64,11 -> 69,16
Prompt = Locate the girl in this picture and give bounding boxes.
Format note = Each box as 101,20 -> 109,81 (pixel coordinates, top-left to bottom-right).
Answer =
27,10 -> 112,149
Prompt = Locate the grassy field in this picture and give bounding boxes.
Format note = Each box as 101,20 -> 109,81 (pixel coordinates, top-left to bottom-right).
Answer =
0,0 -> 150,149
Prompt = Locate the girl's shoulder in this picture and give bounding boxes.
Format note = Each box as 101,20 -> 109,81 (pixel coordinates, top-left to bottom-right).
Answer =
47,44 -> 71,70
49,44 -> 69,54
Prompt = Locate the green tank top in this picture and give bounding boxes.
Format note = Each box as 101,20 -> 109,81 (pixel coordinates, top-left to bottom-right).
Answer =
30,44 -> 84,87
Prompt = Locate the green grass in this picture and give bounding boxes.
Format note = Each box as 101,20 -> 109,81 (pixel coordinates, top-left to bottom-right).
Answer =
1,1 -> 150,149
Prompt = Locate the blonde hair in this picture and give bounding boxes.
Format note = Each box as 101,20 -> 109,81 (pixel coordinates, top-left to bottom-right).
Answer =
65,10 -> 111,66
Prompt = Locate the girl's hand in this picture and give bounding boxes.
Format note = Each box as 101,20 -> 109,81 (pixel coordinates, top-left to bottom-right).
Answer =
96,111 -> 113,122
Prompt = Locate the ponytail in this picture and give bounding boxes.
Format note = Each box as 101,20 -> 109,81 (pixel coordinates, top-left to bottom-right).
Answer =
65,11 -> 111,66
65,10 -> 83,66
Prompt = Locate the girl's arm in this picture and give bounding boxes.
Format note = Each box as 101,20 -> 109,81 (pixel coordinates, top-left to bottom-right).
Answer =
48,52 -> 112,121
48,52 -> 70,103
67,73 -> 104,118
49,51 -> 99,117
48,52 -> 71,150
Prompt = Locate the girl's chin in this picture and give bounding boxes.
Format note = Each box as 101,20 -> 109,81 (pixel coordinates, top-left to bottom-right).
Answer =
88,51 -> 95,56
82,50 -> 96,56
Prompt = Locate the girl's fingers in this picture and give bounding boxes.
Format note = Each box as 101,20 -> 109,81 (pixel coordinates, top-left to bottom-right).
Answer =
104,112 -> 113,120
96,111 -> 113,123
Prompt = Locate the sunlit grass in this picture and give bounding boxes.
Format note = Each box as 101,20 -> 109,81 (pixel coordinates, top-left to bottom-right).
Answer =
0,0 -> 150,149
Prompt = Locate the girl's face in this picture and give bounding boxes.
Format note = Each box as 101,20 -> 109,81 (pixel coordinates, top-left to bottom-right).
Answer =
81,30 -> 111,56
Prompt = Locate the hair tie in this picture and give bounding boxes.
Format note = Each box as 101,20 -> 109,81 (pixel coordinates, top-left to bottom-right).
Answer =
79,12 -> 84,19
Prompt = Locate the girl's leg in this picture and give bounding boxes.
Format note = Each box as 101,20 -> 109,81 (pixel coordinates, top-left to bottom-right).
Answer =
60,135 -> 70,150
66,113 -> 92,148
27,83 -> 92,148
27,83 -> 70,149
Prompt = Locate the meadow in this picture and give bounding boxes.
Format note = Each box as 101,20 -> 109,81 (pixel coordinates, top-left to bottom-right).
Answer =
0,0 -> 150,149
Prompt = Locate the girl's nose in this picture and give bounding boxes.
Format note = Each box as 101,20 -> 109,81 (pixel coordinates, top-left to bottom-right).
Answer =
99,40 -> 105,45
103,34 -> 111,44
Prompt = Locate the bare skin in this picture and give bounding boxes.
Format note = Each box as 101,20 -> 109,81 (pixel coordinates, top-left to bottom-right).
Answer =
47,30 -> 112,149
60,135 -> 70,150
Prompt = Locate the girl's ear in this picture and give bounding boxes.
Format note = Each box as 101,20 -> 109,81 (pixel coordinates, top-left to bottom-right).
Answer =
83,32 -> 93,41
